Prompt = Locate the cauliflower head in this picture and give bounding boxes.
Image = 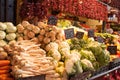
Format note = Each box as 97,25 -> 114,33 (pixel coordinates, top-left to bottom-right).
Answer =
0,22 -> 7,30
0,31 -> 6,40
6,22 -> 17,33
6,33 -> 16,41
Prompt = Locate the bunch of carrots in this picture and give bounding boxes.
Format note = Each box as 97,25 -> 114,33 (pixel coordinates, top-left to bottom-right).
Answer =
0,60 -> 14,80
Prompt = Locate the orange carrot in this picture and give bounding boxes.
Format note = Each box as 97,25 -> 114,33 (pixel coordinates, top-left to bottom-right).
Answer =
0,77 -> 14,80
0,73 -> 11,77
0,70 -> 9,74
0,66 -> 11,70
0,60 -> 10,67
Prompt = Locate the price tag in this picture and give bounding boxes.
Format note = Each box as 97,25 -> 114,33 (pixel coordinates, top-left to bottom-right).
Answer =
76,31 -> 84,39
18,75 -> 45,80
64,28 -> 74,39
96,36 -> 104,43
88,29 -> 94,37
47,15 -> 57,25
107,46 -> 117,55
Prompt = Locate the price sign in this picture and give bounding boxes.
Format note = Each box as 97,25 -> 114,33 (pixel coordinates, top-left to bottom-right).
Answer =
76,31 -> 84,39
96,36 -> 104,43
47,15 -> 57,25
88,29 -> 94,37
18,75 -> 45,80
107,46 -> 117,55
64,28 -> 74,39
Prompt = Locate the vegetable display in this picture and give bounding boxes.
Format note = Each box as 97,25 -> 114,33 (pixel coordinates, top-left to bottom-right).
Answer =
16,21 -> 65,48
0,21 -> 113,80
0,22 -> 17,47
4,40 -> 63,80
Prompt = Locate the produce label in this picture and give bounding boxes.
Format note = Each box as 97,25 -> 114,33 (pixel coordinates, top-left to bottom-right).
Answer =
96,36 -> 104,43
88,29 -> 94,37
76,31 -> 84,39
47,15 -> 57,25
107,46 -> 117,55
64,28 -> 74,39
18,75 -> 45,80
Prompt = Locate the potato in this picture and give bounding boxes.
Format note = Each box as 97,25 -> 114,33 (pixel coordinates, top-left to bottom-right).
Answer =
45,32 -> 50,37
32,26 -> 40,34
8,40 -> 16,45
40,29 -> 45,35
17,24 -> 25,33
51,36 -> 56,42
16,33 -> 23,38
49,31 -> 56,37
38,22 -> 46,29
43,37 -> 50,44
26,24 -> 34,30
17,37 -> 24,41
21,21 -> 30,28
31,37 -> 39,43
0,51 -> 8,60
23,36 -> 29,40
38,35 -> 44,42
24,29 -> 30,36
27,31 -> 35,39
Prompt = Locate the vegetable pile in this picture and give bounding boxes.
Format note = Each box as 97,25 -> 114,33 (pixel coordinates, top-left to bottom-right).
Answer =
69,38 -> 110,69
0,60 -> 14,80
4,40 -> 62,80
16,21 -> 65,48
0,22 -> 17,47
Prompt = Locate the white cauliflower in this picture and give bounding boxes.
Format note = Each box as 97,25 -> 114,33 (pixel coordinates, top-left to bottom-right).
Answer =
59,48 -> 71,59
65,50 -> 83,76
0,31 -> 6,40
58,41 -> 70,50
6,33 -> 16,41
58,41 -> 71,59
48,49 -> 61,61
6,22 -> 17,33
0,22 -> 7,30
81,59 -> 95,71
45,42 -> 58,51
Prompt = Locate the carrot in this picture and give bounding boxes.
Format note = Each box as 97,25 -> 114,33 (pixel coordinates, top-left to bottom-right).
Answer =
0,77 -> 14,80
0,73 -> 11,77
0,66 -> 11,70
0,70 -> 9,74
0,60 -> 10,67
